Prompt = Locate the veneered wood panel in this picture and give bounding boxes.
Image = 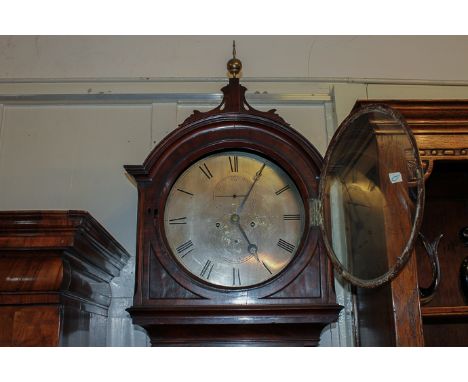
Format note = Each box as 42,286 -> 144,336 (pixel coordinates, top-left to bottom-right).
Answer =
0,210 -> 130,346
0,305 -> 60,346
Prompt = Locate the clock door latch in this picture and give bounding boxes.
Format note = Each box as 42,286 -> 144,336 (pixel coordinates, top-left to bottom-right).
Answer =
309,198 -> 322,227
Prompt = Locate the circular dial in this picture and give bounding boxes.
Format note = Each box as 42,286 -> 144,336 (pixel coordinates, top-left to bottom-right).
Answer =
163,151 -> 305,288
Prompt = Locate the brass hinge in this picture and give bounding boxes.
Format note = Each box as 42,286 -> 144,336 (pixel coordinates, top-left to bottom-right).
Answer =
309,198 -> 322,227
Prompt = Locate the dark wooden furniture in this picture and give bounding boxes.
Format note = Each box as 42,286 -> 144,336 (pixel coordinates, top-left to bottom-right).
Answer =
125,73 -> 341,346
354,100 -> 468,346
0,210 -> 130,346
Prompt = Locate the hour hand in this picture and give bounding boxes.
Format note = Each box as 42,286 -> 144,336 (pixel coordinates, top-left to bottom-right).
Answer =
247,243 -> 259,261
230,214 -> 260,262
238,225 -> 259,263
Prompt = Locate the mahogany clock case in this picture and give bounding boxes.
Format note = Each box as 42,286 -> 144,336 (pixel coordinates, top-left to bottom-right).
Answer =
125,78 -> 341,346
129,114 -> 327,300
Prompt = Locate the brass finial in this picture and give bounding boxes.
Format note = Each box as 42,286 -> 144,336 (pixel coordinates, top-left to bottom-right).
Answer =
227,40 -> 242,78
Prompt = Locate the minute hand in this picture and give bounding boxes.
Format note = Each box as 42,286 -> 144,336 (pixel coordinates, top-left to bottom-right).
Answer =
238,163 -> 266,211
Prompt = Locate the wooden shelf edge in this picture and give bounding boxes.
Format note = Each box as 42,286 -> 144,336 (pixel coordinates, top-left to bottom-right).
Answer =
421,305 -> 468,318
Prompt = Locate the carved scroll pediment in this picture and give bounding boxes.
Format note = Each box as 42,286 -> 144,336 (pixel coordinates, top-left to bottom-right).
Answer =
179,78 -> 290,128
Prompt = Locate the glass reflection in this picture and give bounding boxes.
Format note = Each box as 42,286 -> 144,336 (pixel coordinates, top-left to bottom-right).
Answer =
323,108 -> 421,282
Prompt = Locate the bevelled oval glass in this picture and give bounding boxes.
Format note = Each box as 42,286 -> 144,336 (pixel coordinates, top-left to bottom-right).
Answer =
320,105 -> 425,288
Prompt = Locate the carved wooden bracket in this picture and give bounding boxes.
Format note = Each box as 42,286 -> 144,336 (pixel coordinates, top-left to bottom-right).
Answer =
421,159 -> 435,181
180,78 -> 290,128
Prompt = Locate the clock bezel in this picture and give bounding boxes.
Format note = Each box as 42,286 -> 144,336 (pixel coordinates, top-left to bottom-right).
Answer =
144,116 -> 324,300
161,148 -> 307,290
319,103 -> 425,289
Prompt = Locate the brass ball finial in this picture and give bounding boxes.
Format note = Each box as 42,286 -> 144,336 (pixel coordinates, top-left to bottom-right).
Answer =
227,40 -> 242,78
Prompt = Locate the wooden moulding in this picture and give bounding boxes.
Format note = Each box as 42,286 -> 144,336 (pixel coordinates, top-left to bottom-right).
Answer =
421,306 -> 468,318
355,100 -> 468,166
128,305 -> 342,346
0,210 -> 130,346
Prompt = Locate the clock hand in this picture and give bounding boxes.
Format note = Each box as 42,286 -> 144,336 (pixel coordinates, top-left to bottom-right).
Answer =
238,163 -> 266,212
230,214 -> 260,262
238,224 -> 260,262
214,194 -> 248,198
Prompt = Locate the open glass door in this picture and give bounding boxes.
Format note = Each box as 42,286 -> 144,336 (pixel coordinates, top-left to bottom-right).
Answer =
319,104 -> 425,288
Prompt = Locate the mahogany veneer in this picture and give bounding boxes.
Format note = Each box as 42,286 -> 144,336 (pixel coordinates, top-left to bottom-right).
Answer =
0,210 -> 130,346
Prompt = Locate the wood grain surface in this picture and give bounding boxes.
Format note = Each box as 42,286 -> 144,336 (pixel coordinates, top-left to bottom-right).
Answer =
0,210 -> 130,346
355,100 -> 468,346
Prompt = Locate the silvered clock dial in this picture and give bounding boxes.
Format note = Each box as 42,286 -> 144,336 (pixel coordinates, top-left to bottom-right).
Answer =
163,150 -> 305,288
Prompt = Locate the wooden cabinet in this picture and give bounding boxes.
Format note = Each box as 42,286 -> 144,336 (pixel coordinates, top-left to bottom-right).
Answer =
354,100 -> 468,346
0,210 -> 130,346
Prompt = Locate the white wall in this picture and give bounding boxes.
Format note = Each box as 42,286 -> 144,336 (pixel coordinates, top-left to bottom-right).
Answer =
1,36 -> 468,82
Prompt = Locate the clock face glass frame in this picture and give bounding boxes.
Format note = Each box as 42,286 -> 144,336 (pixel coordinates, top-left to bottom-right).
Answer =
319,104 -> 425,288
163,150 -> 306,289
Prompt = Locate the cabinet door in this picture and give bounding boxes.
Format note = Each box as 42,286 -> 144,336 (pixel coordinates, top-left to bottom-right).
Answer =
319,104 -> 425,288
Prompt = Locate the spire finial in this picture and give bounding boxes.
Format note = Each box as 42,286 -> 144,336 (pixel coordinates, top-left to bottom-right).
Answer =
227,40 -> 242,78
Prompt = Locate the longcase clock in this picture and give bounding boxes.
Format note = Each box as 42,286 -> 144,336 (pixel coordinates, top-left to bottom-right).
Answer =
125,49 -> 341,346
125,47 -> 425,346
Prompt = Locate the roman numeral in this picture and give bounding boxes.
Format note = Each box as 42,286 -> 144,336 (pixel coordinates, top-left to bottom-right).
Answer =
229,156 -> 238,172
283,214 -> 301,221
277,238 -> 295,254
200,260 -> 214,279
176,240 -> 194,258
199,163 -> 213,179
169,217 -> 187,225
275,184 -> 290,195
232,267 -> 241,286
177,188 -> 194,196
262,261 -> 273,275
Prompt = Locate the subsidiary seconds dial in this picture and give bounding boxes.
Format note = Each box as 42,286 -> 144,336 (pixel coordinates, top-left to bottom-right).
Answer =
163,151 -> 305,288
